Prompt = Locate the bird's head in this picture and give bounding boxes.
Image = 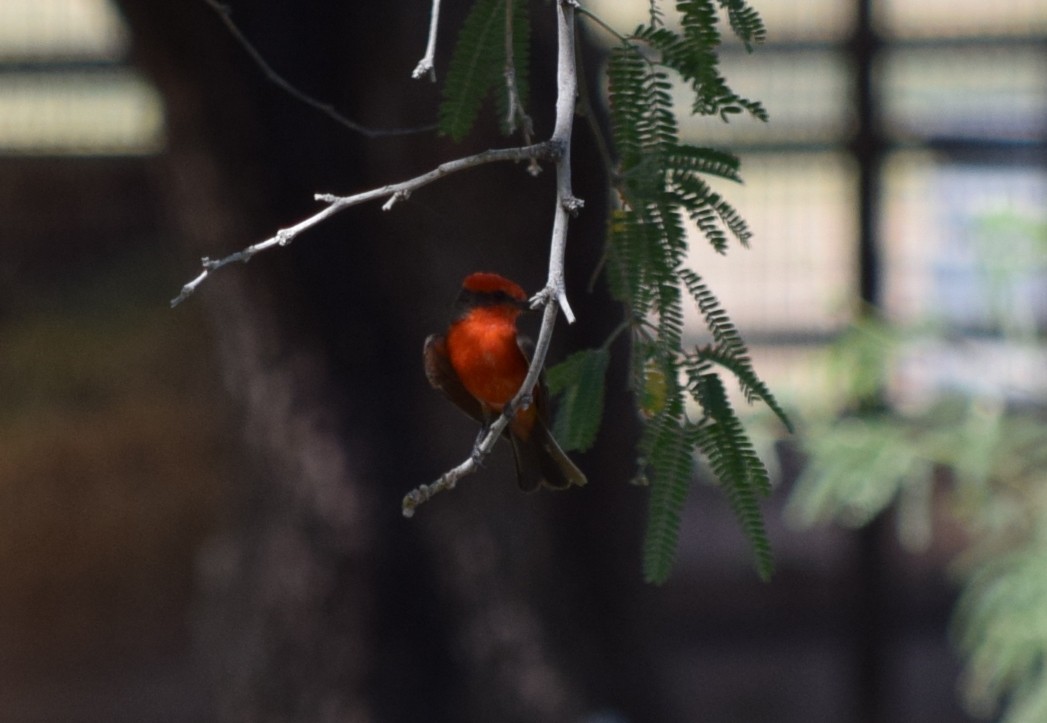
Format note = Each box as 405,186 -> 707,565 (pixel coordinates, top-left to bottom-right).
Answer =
454,272 -> 532,319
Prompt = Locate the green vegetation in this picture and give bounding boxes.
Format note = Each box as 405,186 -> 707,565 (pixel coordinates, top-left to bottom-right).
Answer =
438,0 -> 786,583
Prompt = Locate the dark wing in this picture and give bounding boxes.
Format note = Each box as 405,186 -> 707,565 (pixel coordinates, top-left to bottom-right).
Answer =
515,335 -> 550,423
424,333 -> 486,424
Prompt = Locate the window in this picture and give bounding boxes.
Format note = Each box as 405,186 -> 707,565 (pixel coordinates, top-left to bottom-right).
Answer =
589,0 -> 1047,409
0,0 -> 164,155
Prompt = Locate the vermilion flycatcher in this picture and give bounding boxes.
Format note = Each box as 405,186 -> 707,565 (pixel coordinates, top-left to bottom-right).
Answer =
424,272 -> 587,491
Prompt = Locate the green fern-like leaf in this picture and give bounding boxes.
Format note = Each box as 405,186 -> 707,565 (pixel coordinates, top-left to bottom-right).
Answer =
955,545 -> 1047,721
598,0 -> 777,584
607,208 -> 658,311
610,47 -> 679,205
666,145 -> 743,183
708,191 -> 753,247
655,272 -> 686,351
635,2 -> 768,121
642,417 -> 694,584
439,0 -> 529,140
641,354 -> 694,584
693,344 -> 794,433
691,368 -> 774,579
439,0 -> 503,139
677,0 -> 720,47
787,416 -> 927,529
670,174 -> 725,252
607,43 -> 649,174
547,348 -> 610,453
679,268 -> 746,356
494,0 -> 531,134
717,0 -> 767,51
670,171 -> 753,252
607,40 -> 694,326
648,0 -> 666,27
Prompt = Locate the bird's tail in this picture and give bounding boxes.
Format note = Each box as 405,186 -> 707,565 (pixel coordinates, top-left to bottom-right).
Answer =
511,420 -> 587,491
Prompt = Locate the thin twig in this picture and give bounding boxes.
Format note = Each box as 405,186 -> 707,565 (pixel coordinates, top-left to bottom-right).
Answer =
402,457 -> 474,517
171,142 -> 559,307
402,0 -> 583,516
574,5 -> 629,43
503,1 -> 534,138
412,0 -> 442,81
203,0 -> 436,138
573,18 -> 617,293
503,0 -> 539,176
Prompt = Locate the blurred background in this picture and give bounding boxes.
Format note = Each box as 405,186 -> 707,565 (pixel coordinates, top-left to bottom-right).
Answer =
1,0 -> 1044,721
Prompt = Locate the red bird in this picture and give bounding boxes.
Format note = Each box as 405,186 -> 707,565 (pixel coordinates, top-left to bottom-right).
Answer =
424,272 -> 587,491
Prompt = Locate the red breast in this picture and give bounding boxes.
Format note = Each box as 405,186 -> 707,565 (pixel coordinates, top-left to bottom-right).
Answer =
446,273 -> 536,436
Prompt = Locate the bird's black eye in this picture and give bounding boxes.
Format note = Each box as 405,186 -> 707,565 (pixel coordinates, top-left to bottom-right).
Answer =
455,287 -> 524,311
472,290 -> 511,306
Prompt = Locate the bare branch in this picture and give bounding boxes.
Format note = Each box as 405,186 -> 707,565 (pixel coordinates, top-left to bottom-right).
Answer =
190,1 -> 584,515
171,142 -> 559,307
412,0 -> 442,81
402,0 -> 583,515
202,0 -> 436,138
546,0 -> 581,325
403,457 -> 474,517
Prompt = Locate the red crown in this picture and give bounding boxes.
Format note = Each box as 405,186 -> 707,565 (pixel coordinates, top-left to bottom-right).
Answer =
461,272 -> 527,301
